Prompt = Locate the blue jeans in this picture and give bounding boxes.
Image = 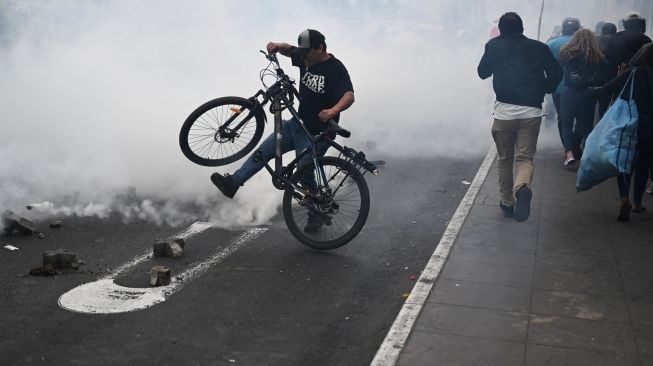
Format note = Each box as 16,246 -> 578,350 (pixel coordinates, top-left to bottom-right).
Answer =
560,88 -> 596,152
232,118 -> 329,188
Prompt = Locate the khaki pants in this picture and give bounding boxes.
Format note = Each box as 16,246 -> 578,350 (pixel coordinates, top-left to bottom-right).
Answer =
491,117 -> 541,206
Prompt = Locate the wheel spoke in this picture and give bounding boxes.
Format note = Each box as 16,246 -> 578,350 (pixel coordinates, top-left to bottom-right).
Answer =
283,158 -> 369,249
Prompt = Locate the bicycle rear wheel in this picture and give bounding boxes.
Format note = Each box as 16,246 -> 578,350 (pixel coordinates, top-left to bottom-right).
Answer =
282,156 -> 370,250
179,96 -> 265,166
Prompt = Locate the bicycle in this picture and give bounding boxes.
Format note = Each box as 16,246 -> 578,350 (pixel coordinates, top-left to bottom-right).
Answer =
179,51 -> 379,250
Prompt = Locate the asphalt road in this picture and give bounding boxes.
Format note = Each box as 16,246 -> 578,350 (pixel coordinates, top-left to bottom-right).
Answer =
0,154 -> 483,366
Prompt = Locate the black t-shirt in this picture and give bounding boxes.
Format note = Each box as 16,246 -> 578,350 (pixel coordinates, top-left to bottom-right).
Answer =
291,53 -> 354,134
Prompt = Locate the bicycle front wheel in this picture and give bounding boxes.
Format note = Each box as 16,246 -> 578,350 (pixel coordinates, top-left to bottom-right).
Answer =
282,156 -> 370,250
179,96 -> 265,166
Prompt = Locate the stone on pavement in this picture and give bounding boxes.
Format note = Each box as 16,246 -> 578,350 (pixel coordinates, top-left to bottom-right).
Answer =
2,210 -> 36,235
150,265 -> 171,286
42,249 -> 81,269
153,238 -> 185,258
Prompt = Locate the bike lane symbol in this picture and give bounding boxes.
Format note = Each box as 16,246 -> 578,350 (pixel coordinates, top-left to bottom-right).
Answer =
58,223 -> 267,314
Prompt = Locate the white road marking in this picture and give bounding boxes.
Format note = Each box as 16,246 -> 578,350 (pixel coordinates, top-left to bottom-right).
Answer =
58,222 -> 267,314
370,147 -> 496,366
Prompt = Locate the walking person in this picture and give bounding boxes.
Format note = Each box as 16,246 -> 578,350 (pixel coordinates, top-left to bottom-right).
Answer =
604,12 -> 651,70
210,29 -> 355,230
478,12 -> 562,222
601,43 -> 653,221
559,29 -> 606,166
596,22 -> 618,118
547,18 -> 581,147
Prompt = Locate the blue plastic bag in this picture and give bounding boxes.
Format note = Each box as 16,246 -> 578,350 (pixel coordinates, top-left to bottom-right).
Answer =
576,69 -> 639,192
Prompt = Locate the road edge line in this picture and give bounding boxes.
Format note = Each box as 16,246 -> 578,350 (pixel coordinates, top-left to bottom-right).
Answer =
370,146 -> 497,366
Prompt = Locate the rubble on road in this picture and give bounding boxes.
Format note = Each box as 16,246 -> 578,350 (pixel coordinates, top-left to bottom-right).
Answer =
43,249 -> 82,269
29,265 -> 59,276
2,210 -> 36,235
153,238 -> 185,258
30,250 -> 83,276
150,265 -> 171,286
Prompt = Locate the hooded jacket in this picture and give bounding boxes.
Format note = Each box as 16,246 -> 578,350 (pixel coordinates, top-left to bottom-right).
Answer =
478,33 -> 562,108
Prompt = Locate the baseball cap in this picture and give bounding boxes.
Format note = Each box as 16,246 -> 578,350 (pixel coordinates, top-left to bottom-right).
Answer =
294,29 -> 325,55
562,17 -> 581,35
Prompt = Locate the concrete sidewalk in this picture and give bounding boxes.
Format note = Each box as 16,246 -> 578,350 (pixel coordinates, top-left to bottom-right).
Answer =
397,147 -> 653,365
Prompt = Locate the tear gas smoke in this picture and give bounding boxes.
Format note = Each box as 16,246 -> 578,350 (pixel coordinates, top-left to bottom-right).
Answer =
0,0 -> 637,227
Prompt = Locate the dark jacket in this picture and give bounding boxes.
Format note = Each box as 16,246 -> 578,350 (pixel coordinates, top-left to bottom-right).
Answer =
561,55 -> 603,90
604,29 -> 652,66
478,33 -> 562,108
595,35 -> 618,84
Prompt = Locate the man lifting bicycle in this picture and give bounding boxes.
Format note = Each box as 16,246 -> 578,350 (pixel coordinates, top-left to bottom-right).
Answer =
211,29 -> 355,228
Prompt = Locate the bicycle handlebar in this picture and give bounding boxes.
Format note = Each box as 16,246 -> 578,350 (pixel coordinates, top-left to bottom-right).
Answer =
327,119 -> 351,138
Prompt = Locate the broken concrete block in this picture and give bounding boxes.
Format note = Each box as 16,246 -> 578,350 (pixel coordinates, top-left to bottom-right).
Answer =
49,220 -> 63,228
171,237 -> 185,248
168,243 -> 184,258
153,238 -> 185,258
150,265 -> 171,286
29,265 -> 58,276
2,210 -> 35,235
42,249 -> 80,269
2,210 -> 19,234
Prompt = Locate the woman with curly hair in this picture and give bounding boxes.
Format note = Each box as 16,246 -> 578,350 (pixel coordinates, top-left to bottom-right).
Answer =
559,28 -> 606,166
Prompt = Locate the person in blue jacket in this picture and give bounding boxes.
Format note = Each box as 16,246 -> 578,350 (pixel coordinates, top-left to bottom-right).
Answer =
547,17 -> 581,148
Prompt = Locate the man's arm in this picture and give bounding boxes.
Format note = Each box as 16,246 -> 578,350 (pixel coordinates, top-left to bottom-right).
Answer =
477,43 -> 493,80
266,42 -> 293,57
318,91 -> 355,122
542,47 -> 563,93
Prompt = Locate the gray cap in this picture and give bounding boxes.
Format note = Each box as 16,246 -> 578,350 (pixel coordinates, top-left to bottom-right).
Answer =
296,29 -> 325,52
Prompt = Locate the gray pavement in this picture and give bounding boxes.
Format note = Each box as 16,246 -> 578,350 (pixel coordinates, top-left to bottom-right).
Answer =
398,147 -> 653,366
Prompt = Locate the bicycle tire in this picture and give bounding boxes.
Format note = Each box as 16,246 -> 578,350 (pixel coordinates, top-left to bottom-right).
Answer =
282,156 -> 370,250
179,96 -> 265,166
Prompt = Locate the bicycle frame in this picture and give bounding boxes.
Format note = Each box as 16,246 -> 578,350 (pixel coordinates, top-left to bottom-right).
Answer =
219,51 -> 377,199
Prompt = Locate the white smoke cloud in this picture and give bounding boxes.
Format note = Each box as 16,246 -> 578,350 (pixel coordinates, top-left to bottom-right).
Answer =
0,0 -> 633,227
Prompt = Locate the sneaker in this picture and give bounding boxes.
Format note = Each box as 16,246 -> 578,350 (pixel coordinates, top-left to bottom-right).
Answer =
632,205 -> 647,213
514,185 -> 532,222
210,173 -> 239,198
499,203 -> 514,218
563,151 -> 576,166
304,213 -> 324,233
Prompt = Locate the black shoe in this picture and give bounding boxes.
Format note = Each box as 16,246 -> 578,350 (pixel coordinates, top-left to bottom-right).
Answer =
514,185 -> 532,222
617,203 -> 632,222
500,203 -> 514,218
210,173 -> 239,199
304,214 -> 324,233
